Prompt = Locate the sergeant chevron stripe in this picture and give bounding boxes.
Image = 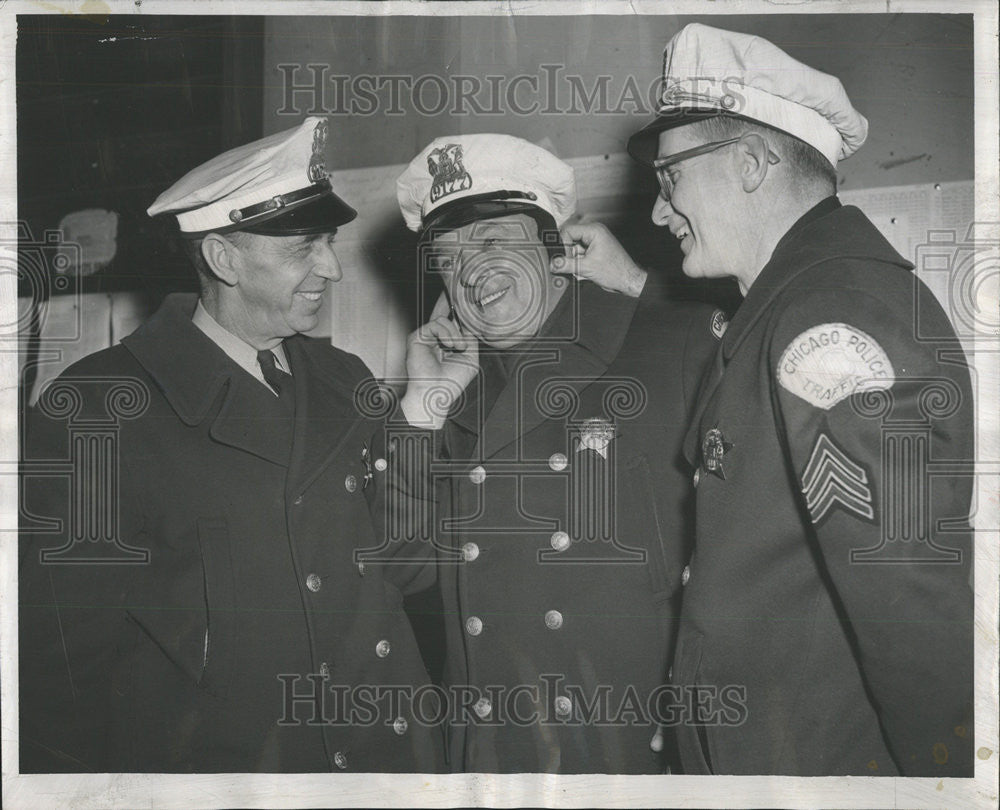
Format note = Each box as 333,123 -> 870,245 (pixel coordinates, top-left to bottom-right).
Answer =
800,433 -> 875,523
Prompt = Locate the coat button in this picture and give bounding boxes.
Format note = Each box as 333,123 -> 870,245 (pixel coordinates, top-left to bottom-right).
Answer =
333,751 -> 348,769
375,639 -> 391,658
544,609 -> 563,630
375,457 -> 388,472
462,542 -> 480,562
392,717 -> 408,735
549,531 -> 570,552
554,695 -> 572,717
681,565 -> 691,586
469,465 -> 486,484
344,474 -> 357,493
319,662 -> 330,677
465,616 -> 483,636
293,494 -> 303,505
548,452 -> 568,472
306,573 -> 322,592
474,697 -> 492,718
693,468 -> 701,488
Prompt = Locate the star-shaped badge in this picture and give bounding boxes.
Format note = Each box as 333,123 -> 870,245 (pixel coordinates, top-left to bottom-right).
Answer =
575,417 -> 615,460
701,426 -> 733,480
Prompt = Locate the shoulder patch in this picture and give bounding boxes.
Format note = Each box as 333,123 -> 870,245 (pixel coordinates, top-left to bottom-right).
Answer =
710,309 -> 728,339
777,323 -> 893,410
801,433 -> 875,524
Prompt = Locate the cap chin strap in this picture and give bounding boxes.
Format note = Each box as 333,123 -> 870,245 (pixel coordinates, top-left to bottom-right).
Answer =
228,181 -> 331,226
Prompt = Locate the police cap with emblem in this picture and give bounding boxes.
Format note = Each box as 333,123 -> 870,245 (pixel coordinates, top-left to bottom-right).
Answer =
396,134 -> 576,260
627,23 -> 869,168
147,116 -> 356,237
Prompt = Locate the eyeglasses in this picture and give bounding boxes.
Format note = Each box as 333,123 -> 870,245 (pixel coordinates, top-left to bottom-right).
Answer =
653,137 -> 781,201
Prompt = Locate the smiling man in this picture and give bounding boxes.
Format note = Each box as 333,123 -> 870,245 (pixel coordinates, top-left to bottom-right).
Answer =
19,118 -> 448,772
396,134 -> 720,773
566,24 -> 975,776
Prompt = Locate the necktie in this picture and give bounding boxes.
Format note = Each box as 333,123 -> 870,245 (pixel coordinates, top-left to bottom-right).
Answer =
257,348 -> 294,404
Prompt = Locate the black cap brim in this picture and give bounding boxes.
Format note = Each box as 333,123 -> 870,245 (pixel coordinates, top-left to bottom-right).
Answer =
419,199 -> 548,245
627,109 -> 746,166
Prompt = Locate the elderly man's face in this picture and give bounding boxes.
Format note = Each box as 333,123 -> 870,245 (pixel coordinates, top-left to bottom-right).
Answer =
651,126 -> 743,281
429,213 -> 559,349
230,231 -> 342,343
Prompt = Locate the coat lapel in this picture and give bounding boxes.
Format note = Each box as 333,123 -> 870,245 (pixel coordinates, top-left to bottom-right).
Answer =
122,293 -> 291,467
283,336 -> 372,497
476,281 -> 639,460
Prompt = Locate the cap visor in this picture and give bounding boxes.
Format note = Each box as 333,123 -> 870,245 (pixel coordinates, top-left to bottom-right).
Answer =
420,199 -> 547,244
627,109 -> 738,165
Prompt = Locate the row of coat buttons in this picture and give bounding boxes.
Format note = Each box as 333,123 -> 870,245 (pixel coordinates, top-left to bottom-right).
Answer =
468,453 -> 570,485
318,639 -> 391,678
472,695 -> 574,719
465,610 -> 564,636
462,533 -> 572,558
331,715 -> 407,770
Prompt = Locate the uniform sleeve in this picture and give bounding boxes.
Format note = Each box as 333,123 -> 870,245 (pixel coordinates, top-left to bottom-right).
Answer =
767,282 -> 974,776
358,379 -> 439,597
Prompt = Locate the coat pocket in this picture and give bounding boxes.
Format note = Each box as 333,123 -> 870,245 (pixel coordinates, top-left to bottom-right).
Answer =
619,454 -> 674,603
194,517 -> 238,693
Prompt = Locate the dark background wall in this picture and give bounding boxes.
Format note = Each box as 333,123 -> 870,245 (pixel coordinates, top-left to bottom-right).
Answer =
16,14 -> 264,296
262,14 -> 974,188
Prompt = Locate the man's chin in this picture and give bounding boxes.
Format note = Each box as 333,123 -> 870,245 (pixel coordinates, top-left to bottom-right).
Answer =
480,331 -> 532,350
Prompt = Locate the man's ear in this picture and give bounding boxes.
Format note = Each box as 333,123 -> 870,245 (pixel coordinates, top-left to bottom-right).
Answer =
200,232 -> 243,287
736,132 -> 772,193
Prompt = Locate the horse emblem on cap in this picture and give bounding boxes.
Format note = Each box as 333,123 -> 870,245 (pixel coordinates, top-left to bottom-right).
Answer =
428,143 -> 473,203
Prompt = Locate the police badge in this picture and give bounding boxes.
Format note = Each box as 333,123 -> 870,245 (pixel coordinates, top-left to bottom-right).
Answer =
576,417 -> 616,460
701,426 -> 733,480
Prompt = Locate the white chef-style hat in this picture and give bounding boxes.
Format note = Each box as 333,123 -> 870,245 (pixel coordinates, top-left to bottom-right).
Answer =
396,134 -> 576,243
628,23 -> 869,168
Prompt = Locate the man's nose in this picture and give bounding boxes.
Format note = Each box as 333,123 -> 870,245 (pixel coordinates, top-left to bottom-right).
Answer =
651,194 -> 673,226
314,248 -> 343,282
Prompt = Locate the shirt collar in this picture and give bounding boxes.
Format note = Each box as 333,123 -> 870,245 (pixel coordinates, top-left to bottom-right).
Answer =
192,300 -> 290,386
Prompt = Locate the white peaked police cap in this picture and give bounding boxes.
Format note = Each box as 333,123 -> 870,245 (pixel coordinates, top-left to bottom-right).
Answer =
627,23 -> 869,168
147,116 -> 356,237
396,134 -> 577,239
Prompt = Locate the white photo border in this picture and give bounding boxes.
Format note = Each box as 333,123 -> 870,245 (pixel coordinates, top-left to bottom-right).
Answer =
1,1 -> 996,808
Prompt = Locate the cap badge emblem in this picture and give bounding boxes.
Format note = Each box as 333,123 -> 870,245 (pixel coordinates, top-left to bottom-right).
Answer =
308,119 -> 330,183
428,143 -> 472,203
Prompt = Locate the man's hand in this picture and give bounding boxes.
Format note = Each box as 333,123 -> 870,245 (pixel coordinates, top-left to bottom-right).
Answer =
552,222 -> 647,298
401,293 -> 479,429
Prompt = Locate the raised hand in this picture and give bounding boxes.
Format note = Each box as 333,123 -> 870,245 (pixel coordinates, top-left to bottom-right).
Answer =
552,222 -> 647,298
401,293 -> 480,429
